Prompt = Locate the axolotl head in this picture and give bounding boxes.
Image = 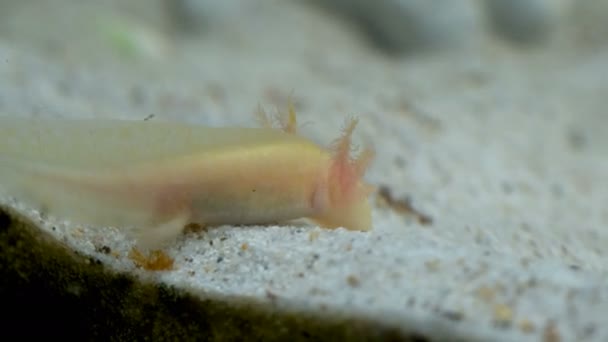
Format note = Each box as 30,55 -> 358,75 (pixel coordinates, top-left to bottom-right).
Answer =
310,118 -> 374,232
311,178 -> 373,232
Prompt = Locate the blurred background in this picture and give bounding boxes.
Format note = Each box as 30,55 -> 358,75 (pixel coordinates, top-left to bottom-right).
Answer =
2,0 -> 606,58
0,0 -> 606,114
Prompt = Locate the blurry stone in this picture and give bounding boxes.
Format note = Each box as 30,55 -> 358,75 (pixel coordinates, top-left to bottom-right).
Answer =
309,0 -> 480,55
163,0 -> 208,33
163,0 -> 247,34
569,1 -> 608,46
483,0 -> 571,45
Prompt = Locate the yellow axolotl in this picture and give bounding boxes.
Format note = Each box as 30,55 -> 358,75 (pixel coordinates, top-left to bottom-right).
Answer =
0,104 -> 374,249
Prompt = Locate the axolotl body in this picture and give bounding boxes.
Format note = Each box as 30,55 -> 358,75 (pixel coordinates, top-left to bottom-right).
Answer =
0,106 -> 373,248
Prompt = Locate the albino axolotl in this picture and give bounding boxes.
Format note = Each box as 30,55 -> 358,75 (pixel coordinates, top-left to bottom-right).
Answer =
0,104 -> 374,248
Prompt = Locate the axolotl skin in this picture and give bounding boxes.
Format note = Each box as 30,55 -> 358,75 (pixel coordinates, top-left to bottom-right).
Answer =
0,105 -> 374,248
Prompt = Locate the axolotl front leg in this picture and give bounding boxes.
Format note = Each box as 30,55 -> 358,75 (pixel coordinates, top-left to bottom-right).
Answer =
136,209 -> 191,249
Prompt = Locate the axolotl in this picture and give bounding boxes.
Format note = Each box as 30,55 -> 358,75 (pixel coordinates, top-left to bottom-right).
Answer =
0,105 -> 374,248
